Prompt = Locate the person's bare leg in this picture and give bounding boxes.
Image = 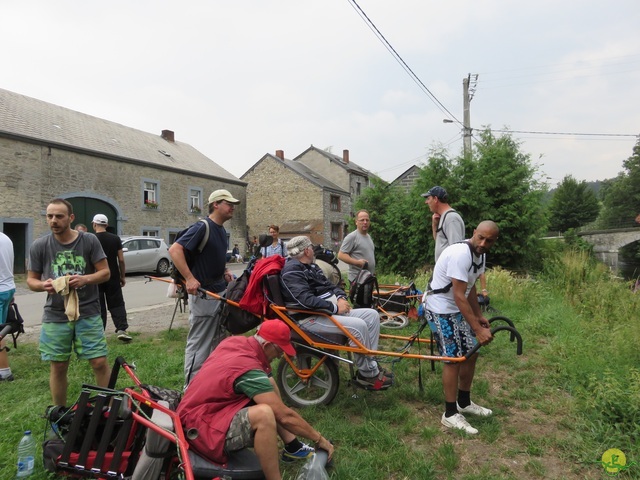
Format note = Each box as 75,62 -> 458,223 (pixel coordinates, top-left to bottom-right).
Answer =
89,356 -> 111,387
50,361 -> 70,406
248,404 -> 282,480
442,363 -> 460,402
458,353 -> 478,392
0,342 -> 10,369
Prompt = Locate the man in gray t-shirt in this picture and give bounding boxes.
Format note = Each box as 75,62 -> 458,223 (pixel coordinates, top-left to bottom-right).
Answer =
422,186 -> 465,262
338,210 -> 376,283
27,198 -> 110,407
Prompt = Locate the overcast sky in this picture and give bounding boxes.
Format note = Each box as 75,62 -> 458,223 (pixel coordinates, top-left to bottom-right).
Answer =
3,1 -> 639,187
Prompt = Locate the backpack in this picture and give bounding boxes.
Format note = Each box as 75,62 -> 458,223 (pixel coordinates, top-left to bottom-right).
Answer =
169,219 -> 210,284
219,270 -> 261,334
2,301 -> 25,349
313,244 -> 344,288
349,268 -> 379,309
313,244 -> 338,265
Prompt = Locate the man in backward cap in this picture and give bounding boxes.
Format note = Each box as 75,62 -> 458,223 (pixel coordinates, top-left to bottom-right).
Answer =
178,319 -> 334,478
422,186 -> 465,262
169,189 -> 239,388
91,214 -> 131,341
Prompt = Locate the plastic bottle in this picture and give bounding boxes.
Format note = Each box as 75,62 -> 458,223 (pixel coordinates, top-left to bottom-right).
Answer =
16,430 -> 36,478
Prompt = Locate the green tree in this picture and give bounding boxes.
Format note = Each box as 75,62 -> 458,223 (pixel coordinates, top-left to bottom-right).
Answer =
599,138 -> 640,228
454,129 -> 548,270
547,175 -> 600,232
356,132 -> 547,276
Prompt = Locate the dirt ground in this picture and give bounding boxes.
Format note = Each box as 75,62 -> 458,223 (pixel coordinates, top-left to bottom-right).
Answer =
17,301 -> 189,344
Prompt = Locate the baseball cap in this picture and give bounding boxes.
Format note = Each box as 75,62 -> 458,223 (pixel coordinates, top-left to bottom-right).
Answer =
421,186 -> 448,201
92,214 -> 109,225
257,320 -> 296,356
207,189 -> 240,205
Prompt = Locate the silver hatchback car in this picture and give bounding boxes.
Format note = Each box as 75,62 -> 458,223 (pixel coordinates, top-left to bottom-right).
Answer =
121,236 -> 172,275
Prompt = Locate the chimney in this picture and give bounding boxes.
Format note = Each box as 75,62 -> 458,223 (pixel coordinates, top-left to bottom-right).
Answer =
343,149 -> 349,164
161,130 -> 175,142
275,150 -> 284,160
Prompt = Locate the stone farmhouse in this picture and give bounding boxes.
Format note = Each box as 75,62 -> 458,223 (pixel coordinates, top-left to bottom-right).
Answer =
241,147 -> 373,251
0,88 -> 246,273
390,165 -> 422,194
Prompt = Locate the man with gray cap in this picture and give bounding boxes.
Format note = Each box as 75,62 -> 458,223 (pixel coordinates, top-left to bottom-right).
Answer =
169,189 -> 239,388
92,214 -> 130,341
422,186 -> 465,262
280,236 -> 392,390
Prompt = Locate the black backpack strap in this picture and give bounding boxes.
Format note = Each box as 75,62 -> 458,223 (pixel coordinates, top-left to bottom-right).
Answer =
465,241 -> 485,274
436,209 -> 456,241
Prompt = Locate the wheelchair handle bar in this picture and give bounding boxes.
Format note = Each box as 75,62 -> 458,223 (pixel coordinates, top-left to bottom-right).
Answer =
488,315 -> 517,342
464,325 -> 523,359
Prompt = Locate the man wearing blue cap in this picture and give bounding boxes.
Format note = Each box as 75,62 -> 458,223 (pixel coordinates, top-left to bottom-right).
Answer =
422,186 -> 465,262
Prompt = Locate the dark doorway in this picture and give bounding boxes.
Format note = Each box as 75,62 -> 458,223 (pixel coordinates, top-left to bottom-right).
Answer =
2,223 -> 28,274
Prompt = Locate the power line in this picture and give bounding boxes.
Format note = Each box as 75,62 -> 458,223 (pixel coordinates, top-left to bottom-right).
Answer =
489,129 -> 637,138
346,0 -> 461,125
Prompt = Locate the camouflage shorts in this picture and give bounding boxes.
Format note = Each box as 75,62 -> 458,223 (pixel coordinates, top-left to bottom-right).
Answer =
225,408 -> 254,453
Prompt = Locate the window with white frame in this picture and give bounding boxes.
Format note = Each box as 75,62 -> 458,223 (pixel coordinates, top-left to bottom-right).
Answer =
143,181 -> 159,208
189,189 -> 203,213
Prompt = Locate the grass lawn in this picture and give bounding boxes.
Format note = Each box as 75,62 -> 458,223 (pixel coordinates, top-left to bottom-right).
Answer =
1,260 -> 638,479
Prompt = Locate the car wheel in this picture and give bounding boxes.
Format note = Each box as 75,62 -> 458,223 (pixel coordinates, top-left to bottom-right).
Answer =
156,258 -> 171,276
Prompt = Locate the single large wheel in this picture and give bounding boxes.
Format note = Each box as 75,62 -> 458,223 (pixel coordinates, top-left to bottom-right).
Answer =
379,312 -> 409,329
276,350 -> 340,408
156,258 -> 171,275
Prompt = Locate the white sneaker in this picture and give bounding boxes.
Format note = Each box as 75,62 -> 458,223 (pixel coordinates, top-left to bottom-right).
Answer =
441,413 -> 478,435
457,401 -> 492,417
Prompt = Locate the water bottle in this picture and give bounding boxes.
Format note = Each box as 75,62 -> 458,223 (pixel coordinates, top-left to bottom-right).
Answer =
16,430 -> 36,478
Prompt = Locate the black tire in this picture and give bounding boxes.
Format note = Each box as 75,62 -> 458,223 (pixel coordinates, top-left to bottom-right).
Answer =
156,258 -> 171,275
276,350 -> 340,408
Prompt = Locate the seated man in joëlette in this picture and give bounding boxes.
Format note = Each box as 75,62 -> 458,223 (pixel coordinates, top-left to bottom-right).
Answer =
279,235 -> 392,391
177,320 -> 334,480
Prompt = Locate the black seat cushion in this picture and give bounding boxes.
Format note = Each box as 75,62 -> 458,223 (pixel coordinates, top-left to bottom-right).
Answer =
189,448 -> 264,480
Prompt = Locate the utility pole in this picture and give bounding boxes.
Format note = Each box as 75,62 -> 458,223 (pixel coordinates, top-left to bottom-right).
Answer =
462,73 -> 478,158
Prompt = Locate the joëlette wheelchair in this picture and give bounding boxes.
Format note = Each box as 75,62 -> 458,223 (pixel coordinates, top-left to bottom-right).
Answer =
146,274 -> 522,411
43,356 -> 266,480
262,274 -> 522,408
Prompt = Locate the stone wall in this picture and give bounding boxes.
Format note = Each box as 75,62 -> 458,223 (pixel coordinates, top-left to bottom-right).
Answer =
244,156 -> 323,242
0,137 -> 246,246
296,149 -> 349,191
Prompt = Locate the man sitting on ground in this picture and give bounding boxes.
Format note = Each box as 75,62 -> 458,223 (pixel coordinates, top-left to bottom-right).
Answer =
280,235 -> 392,390
177,320 -> 334,480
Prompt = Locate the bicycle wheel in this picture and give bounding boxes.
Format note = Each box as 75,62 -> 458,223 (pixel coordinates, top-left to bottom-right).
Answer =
276,350 -> 340,408
379,311 -> 409,329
